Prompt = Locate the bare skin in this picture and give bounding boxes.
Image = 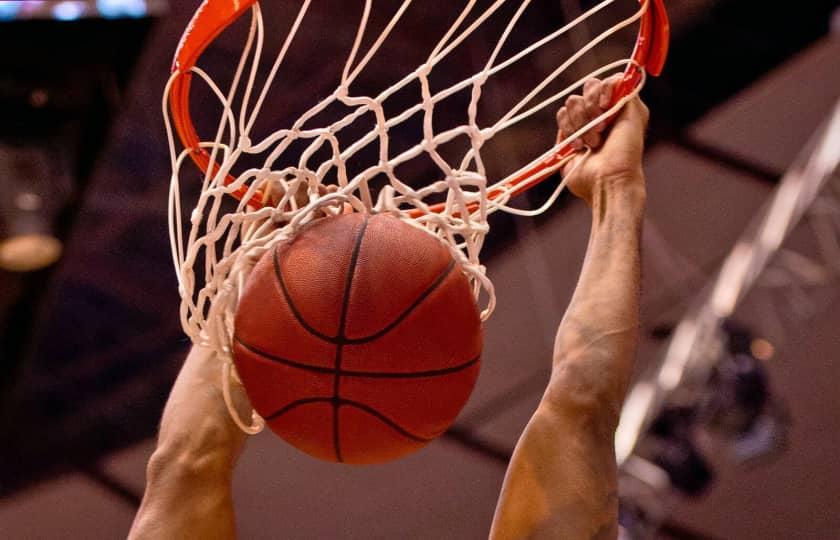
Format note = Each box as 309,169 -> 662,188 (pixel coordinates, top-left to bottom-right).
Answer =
488,75 -> 646,540
130,75 -> 646,539
128,346 -> 249,540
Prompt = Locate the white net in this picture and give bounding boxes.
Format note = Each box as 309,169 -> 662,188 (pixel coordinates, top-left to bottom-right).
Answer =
164,0 -> 649,432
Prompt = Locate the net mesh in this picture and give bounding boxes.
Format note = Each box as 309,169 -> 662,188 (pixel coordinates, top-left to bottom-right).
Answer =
164,0 -> 648,432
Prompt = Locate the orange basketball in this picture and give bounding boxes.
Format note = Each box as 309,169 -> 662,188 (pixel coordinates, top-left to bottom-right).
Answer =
233,213 -> 482,464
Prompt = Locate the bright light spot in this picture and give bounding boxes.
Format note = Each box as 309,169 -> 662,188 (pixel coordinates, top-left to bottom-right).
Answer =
0,234 -> 62,272
751,338 -> 775,361
658,318 -> 699,390
97,0 -> 148,19
0,1 -> 23,21
53,1 -> 86,21
615,382 -> 655,464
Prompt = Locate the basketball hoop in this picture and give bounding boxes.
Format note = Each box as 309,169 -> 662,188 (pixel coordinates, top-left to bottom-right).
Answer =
164,0 -> 669,433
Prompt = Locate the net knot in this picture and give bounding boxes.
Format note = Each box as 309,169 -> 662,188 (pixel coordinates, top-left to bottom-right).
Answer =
221,279 -> 234,295
414,63 -> 432,79
164,0 -> 655,389
190,208 -> 202,226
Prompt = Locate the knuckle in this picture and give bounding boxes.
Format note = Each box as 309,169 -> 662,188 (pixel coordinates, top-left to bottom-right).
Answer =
583,78 -> 600,92
635,100 -> 650,124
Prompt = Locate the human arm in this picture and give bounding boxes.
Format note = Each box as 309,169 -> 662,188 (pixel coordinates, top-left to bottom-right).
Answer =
128,345 -> 251,540
489,77 -> 648,539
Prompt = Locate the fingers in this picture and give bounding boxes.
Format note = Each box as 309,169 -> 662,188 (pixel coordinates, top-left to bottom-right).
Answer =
600,73 -> 623,108
632,97 -> 650,130
565,95 -> 594,149
609,95 -> 650,138
556,106 -> 575,146
557,75 -> 626,150
581,79 -> 603,148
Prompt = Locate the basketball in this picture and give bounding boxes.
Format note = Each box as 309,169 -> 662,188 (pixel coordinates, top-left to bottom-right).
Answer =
233,213 -> 482,464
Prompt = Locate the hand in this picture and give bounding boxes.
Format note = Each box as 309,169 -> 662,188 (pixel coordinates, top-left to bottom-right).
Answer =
556,75 -> 649,206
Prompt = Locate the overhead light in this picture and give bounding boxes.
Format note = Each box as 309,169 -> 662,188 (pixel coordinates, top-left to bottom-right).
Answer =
0,233 -> 62,272
0,143 -> 71,272
0,191 -> 63,272
750,337 -> 775,361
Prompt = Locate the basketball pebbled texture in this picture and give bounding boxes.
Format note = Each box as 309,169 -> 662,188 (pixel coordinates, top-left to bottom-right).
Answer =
233,213 -> 482,464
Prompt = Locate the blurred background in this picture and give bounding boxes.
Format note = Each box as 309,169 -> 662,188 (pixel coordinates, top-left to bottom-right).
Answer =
1,0 -> 839,538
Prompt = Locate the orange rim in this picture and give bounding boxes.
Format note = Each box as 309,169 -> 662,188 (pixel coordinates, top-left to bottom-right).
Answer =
169,0 -> 670,213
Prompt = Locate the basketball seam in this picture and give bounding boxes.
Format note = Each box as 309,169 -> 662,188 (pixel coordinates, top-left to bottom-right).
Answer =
343,258 -> 456,344
331,217 -> 369,462
264,397 -> 332,421
340,398 -> 432,443
262,215 -> 476,463
273,228 -> 460,345
263,397 -> 432,443
234,336 -> 480,378
273,246 -> 335,343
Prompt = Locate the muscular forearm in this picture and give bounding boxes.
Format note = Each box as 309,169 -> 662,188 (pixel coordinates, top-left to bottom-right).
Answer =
491,85 -> 647,540
154,346 -> 249,463
546,174 -> 645,425
490,174 -> 644,540
129,346 -> 250,540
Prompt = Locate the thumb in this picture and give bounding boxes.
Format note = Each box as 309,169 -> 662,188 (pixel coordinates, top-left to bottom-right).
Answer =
598,96 -> 648,156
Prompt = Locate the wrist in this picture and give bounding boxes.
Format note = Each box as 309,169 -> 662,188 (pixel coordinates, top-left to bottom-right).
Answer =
597,168 -> 645,197
591,171 -> 646,221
